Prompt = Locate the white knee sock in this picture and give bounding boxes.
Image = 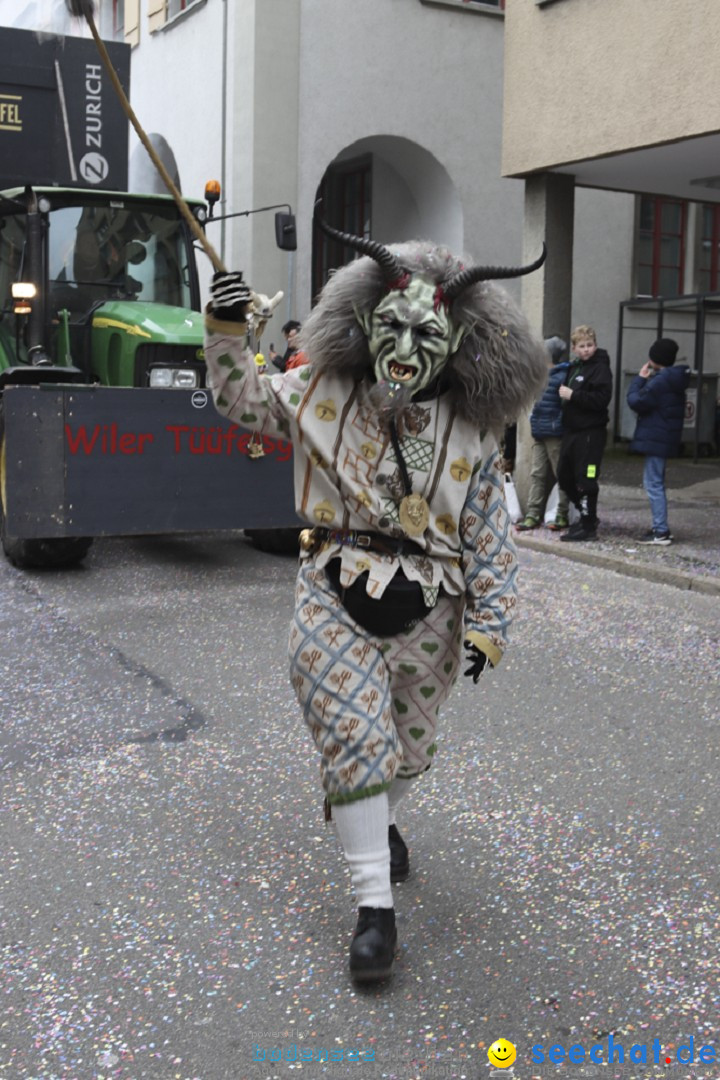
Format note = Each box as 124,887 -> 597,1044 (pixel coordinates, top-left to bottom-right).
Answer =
333,793 -> 393,909
387,776 -> 416,826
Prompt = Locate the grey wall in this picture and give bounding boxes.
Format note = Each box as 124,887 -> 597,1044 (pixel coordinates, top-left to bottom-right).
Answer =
294,0 -> 523,315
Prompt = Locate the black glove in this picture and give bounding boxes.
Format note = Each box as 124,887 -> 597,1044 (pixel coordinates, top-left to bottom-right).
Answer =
209,271 -> 253,323
463,642 -> 489,683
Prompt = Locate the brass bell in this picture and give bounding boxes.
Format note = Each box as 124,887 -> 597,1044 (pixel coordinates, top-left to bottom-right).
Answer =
299,528 -> 316,552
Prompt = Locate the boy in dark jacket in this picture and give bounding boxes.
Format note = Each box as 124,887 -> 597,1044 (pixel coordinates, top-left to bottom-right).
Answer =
516,335 -> 571,531
557,325 -> 613,542
627,337 -> 690,545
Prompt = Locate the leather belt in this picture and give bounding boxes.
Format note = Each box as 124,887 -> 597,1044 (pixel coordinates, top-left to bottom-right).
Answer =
299,527 -> 425,558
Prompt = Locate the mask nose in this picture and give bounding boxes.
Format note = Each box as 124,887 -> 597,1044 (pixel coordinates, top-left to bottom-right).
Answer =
395,328 -> 414,362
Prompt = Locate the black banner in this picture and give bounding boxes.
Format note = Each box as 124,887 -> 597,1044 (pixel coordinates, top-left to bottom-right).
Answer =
0,26 -> 129,191
3,386 -> 300,538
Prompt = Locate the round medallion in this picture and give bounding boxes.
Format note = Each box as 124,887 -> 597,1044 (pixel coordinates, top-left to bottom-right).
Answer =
398,493 -> 430,537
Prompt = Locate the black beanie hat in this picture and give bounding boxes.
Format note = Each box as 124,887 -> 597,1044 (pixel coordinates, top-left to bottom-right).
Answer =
649,338 -> 679,367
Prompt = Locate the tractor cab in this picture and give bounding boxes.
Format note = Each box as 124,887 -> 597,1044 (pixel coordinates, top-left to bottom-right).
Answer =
0,187 -> 208,388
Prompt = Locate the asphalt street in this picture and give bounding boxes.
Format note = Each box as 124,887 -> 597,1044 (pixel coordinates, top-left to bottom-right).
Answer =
0,534 -> 719,1080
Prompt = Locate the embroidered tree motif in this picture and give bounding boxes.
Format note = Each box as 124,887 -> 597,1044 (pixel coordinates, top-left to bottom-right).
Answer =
460,514 -> 478,542
338,716 -> 361,742
499,595 -> 517,616
301,648 -> 323,673
478,485 -> 493,510
366,737 -> 383,759
360,687 -> 380,712
352,642 -> 373,665
339,761 -> 360,785
330,669 -> 353,693
302,604 -> 325,627
325,743 -> 343,765
313,693 -> 332,720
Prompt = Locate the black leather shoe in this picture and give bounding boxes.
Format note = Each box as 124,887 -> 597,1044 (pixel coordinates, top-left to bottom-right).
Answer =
389,824 -> 410,882
560,518 -> 597,542
349,907 -> 397,982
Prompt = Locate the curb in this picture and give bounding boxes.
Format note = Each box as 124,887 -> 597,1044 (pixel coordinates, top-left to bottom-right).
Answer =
514,534 -> 720,596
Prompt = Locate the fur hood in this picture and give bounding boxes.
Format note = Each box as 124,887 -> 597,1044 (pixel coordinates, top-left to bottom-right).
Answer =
300,241 -> 549,433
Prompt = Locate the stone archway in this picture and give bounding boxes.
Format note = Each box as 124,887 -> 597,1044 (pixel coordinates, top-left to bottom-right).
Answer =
311,135 -> 463,297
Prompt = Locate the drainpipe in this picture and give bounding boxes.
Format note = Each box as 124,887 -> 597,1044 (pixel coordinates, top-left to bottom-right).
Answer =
220,0 -> 228,263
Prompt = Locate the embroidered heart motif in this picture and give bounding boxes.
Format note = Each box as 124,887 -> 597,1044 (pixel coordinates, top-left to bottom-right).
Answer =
421,642 -> 439,655
420,685 -> 436,699
427,743 -> 437,757
408,727 -> 425,740
399,663 -> 417,674
394,699 -> 408,714
443,661 -> 453,674
446,619 -> 455,631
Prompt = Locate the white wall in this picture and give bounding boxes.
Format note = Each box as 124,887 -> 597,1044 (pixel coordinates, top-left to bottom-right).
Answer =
294,0 -> 524,315
572,186 -> 636,373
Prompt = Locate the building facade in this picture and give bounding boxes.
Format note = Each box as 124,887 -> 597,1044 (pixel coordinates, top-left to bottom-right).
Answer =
503,0 -> 720,454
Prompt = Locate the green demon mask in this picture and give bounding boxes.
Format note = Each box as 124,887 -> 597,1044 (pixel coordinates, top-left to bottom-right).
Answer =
314,205 -> 546,399
356,277 -> 466,396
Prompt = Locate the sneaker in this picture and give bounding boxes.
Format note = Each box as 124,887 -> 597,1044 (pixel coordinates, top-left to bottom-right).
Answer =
547,514 -> 569,531
560,519 -> 597,542
638,529 -> 673,546
515,516 -> 540,532
560,518 -> 587,539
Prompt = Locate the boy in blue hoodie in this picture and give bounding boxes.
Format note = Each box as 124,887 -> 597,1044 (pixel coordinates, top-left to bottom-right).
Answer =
627,338 -> 690,545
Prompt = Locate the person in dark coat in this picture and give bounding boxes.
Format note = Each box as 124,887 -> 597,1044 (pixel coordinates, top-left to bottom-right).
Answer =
515,335 -> 571,531
627,338 -> 690,545
557,325 -> 613,541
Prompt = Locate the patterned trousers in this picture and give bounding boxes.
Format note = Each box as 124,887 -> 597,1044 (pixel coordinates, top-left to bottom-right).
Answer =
289,560 -> 465,805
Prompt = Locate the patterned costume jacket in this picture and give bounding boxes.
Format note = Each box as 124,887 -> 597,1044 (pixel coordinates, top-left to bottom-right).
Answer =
204,319 -> 518,668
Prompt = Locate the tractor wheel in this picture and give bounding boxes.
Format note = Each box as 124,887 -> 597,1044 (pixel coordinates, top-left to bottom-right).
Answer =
245,527 -> 302,555
0,427 -> 93,570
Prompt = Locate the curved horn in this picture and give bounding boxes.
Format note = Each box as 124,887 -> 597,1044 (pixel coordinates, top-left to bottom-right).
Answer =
442,244 -> 547,302
314,201 -> 405,284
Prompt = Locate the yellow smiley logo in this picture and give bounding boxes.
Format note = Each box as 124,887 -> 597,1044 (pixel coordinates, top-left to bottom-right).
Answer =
487,1039 -> 517,1069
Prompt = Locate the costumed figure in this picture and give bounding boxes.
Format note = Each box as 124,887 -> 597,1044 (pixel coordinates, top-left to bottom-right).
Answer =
203,216 -> 549,982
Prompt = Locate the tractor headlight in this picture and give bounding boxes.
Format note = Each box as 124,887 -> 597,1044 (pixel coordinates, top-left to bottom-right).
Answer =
149,368 -> 173,388
149,368 -> 199,389
173,369 -> 198,388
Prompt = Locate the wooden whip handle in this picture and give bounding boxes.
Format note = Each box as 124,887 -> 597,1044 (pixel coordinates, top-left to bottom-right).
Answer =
84,11 -> 226,273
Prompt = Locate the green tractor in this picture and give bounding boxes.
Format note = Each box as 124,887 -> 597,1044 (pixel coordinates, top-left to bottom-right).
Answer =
0,185 -> 298,567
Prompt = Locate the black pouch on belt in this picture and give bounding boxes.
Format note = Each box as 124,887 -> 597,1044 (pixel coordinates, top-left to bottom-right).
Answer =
325,559 -> 431,637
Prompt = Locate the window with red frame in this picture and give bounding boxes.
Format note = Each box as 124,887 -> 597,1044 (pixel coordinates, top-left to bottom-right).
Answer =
699,204 -> 720,294
636,195 -> 686,296
312,158 -> 372,300
98,0 -> 124,40
112,0 -> 124,39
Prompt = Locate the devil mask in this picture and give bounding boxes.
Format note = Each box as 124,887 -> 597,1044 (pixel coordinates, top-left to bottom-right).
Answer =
302,212 -> 550,431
